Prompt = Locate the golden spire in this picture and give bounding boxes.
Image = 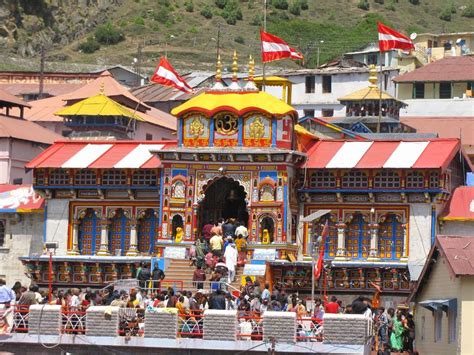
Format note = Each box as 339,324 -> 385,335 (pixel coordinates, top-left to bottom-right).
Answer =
232,50 -> 238,82
216,54 -> 222,82
368,64 -> 377,88
248,55 -> 254,82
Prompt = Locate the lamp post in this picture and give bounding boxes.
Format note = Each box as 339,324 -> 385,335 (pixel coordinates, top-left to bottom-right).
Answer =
44,242 -> 58,303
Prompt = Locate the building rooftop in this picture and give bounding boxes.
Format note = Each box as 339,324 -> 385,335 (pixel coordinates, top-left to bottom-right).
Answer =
440,186 -> 474,221
0,115 -> 62,144
0,87 -> 31,108
393,56 -> 474,82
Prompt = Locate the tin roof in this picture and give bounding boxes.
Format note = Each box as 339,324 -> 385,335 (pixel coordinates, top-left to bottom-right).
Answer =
438,235 -> 474,276
0,88 -> 31,108
440,186 -> 474,221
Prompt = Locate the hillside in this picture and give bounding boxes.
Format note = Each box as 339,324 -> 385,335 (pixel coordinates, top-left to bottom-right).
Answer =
0,0 -> 473,75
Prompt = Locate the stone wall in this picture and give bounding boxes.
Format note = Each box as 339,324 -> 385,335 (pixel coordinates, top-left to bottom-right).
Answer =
203,309 -> 237,341
145,309 -> 178,338
45,199 -> 70,255
263,311 -> 296,344
85,306 -> 119,337
28,305 -> 62,335
323,314 -> 373,345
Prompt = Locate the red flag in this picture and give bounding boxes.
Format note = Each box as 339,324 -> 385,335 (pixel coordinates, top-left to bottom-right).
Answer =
260,30 -> 304,63
377,22 -> 414,52
314,220 -> 329,280
150,57 -> 193,94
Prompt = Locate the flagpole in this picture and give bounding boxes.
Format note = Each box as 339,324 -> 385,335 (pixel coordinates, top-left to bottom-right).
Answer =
377,48 -> 383,133
262,0 -> 267,91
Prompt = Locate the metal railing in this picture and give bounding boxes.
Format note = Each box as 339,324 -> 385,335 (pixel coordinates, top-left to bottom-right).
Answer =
61,308 -> 87,334
12,305 -> 30,333
237,311 -> 263,340
296,317 -> 323,342
177,310 -> 204,338
118,308 -> 145,337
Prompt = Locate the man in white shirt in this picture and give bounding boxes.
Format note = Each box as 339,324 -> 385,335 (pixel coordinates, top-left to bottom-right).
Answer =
235,222 -> 248,239
224,243 -> 238,283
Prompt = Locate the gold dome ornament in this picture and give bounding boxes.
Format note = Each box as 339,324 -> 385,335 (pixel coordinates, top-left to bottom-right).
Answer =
211,54 -> 225,90
229,50 -> 242,90
244,55 -> 258,90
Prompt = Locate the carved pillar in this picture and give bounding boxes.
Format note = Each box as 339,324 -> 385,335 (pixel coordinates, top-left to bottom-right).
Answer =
68,220 -> 80,255
334,222 -> 347,260
367,223 -> 379,261
400,223 -> 409,262
126,218 -> 139,256
97,218 -> 110,256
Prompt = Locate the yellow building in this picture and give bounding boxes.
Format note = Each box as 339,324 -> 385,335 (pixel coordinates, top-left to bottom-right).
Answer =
413,32 -> 474,63
408,235 -> 474,355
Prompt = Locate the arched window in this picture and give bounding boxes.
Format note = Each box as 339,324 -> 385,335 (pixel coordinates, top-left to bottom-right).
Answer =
314,215 -> 337,259
406,171 -> 424,188
171,214 -> 184,239
342,171 -> 368,188
374,171 -> 400,188
49,169 -> 69,185
132,170 -> 157,186
102,170 -> 127,185
345,213 -> 370,259
138,209 -> 159,254
378,214 -> 404,260
310,171 -> 336,188
429,172 -> 440,188
74,169 -> 97,185
171,181 -> 186,199
108,209 -> 131,256
78,209 -> 101,255
260,185 -> 275,201
260,216 -> 275,243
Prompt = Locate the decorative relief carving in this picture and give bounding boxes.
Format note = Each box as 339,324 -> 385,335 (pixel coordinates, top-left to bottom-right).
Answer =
249,116 -> 265,138
188,116 -> 204,138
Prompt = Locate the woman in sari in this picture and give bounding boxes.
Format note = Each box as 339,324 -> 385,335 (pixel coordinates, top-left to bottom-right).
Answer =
390,312 -> 404,352
195,237 -> 206,268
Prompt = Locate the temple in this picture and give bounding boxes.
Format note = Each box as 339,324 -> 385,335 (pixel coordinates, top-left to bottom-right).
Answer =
20,53 -> 471,305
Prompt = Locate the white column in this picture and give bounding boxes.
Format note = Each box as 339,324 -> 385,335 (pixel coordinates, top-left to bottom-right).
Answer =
334,222 -> 347,260
97,219 -> 110,256
400,223 -> 409,262
368,223 -> 379,261
126,218 -> 139,256
68,220 -> 80,255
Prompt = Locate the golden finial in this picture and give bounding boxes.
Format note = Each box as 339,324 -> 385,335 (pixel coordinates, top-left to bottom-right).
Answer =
216,54 -> 222,82
99,82 -> 105,94
368,64 -> 377,88
232,50 -> 238,81
248,55 -> 254,82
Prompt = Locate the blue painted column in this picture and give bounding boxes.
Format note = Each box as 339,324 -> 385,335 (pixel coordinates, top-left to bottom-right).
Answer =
271,119 -> 277,147
178,117 -> 183,147
238,116 -> 243,146
209,117 -> 215,146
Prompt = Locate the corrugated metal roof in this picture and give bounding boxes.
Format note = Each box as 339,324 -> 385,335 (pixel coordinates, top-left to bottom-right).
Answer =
441,186 -> 474,221
437,235 -> 474,276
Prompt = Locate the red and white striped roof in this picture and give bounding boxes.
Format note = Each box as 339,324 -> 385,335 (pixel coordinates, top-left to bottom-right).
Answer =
26,141 -> 177,169
305,139 -> 460,170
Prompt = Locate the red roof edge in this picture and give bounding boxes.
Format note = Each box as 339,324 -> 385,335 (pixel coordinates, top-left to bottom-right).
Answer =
25,142 -> 65,169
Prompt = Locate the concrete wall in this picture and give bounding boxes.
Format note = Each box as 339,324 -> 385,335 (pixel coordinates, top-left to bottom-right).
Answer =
28,304 -> 62,335
134,122 -> 175,141
414,254 -> 461,355
408,203 -> 433,281
263,311 -> 296,343
0,212 -> 44,285
323,314 -> 373,345
86,306 -> 120,336
145,309 -> 178,338
203,309 -> 237,341
398,82 -> 471,100
45,199 -> 70,255
441,221 -> 474,237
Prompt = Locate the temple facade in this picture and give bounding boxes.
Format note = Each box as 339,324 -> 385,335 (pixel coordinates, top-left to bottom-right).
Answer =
19,55 -> 470,306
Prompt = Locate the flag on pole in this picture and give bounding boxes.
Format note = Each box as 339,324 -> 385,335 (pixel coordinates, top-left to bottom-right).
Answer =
314,220 -> 329,280
150,57 -> 193,94
377,22 -> 414,52
260,30 -> 304,63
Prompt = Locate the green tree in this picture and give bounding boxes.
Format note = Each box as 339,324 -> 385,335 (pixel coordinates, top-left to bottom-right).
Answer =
273,0 -> 289,10
94,22 -> 124,45
200,5 -> 213,19
78,37 -> 100,53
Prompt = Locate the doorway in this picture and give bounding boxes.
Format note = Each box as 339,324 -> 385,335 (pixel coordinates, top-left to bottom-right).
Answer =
198,177 -> 248,228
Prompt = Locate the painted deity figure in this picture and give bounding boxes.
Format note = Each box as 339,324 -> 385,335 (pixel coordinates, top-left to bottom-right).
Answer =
175,227 -> 183,243
262,229 -> 270,244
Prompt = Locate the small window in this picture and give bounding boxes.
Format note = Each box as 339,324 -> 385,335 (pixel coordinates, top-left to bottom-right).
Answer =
102,170 -> 127,185
75,169 -> 97,185
429,172 -> 440,188
321,109 -> 334,117
322,75 -> 332,93
146,133 -> 153,141
303,109 -> 315,117
342,171 -> 368,188
374,171 -> 400,188
367,54 -> 377,65
414,83 -> 425,99
49,169 -> 69,185
406,171 -> 424,188
310,171 -> 336,188
0,220 -> 5,247
305,76 -> 315,94
434,309 -> 443,342
132,170 -> 157,186
439,82 -> 451,99
35,170 -> 47,185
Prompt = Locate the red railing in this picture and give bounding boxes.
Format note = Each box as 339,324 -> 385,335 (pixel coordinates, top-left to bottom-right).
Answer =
177,310 -> 204,338
296,317 -> 323,342
61,308 -> 87,334
118,308 -> 145,337
12,305 -> 30,333
237,312 -> 263,340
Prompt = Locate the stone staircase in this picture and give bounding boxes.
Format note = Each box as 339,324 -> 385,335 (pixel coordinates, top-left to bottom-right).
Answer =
163,258 -> 244,292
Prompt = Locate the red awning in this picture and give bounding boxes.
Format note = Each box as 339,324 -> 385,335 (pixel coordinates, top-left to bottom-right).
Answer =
0,185 -> 44,212
441,186 -> 474,221
304,138 -> 460,170
26,140 -> 177,170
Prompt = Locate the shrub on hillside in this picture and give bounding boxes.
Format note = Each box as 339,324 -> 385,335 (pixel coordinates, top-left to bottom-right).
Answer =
289,2 -> 301,15
185,1 -> 194,12
439,7 -> 452,21
222,0 -> 242,25
298,0 -> 308,10
357,0 -> 370,11
408,0 -> 420,5
94,22 -> 124,45
200,5 -> 213,19
215,0 -> 227,9
374,0 -> 384,4
273,0 -> 289,10
250,14 -> 261,26
78,37 -> 100,53
235,35 -> 245,44
461,4 -> 474,18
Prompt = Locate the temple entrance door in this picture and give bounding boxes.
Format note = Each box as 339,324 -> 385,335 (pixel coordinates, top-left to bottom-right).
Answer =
199,177 -> 248,228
